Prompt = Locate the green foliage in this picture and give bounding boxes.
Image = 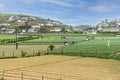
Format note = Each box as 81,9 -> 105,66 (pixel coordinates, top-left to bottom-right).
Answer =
86,35 -> 94,40
38,27 -> 51,33
25,36 -> 86,43
0,35 -> 39,44
61,27 -> 66,33
48,45 -> 55,51
49,39 -> 120,60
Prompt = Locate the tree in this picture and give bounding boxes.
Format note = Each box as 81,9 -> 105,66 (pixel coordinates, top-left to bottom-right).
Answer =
19,25 -> 31,32
69,27 -> 73,32
25,21 -> 29,32
38,27 -> 51,33
61,27 -> 66,33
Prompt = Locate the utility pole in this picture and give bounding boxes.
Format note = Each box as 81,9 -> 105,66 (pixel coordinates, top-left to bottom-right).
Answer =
15,23 -> 18,50
25,21 -> 28,32
15,31 -> 18,49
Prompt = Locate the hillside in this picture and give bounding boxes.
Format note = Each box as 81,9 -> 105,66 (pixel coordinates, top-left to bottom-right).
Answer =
0,13 -> 69,33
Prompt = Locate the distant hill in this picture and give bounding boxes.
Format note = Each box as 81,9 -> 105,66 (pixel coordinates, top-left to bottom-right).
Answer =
0,13 -> 72,33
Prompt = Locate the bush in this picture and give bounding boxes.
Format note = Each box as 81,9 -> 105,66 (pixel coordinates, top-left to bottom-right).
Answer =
86,35 -> 94,40
48,45 -> 55,51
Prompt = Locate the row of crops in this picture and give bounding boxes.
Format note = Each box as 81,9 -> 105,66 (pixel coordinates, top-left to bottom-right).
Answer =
0,34 -> 87,44
24,36 -> 86,43
48,39 -> 120,60
0,36 -> 39,44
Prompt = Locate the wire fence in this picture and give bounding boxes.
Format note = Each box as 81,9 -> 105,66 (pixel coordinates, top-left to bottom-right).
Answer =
0,49 -> 47,58
0,58 -> 82,80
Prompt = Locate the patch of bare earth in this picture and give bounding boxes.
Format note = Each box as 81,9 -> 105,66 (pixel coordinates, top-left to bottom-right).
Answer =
0,55 -> 120,80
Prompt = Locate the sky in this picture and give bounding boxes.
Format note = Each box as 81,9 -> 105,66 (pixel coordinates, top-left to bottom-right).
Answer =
0,0 -> 120,26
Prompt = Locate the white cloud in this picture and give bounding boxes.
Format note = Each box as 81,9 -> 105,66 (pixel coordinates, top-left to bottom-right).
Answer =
89,3 -> 118,13
22,0 -> 71,7
41,0 -> 71,7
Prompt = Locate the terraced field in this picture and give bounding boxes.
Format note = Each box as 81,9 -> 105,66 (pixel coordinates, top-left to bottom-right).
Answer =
0,55 -> 120,80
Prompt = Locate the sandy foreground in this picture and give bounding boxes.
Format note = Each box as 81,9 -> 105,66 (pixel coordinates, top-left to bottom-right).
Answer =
0,55 -> 120,80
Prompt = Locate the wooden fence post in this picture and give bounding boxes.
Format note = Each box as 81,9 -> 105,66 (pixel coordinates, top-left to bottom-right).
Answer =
3,51 -> 4,57
13,51 -> 14,57
2,68 -> 4,80
41,75 -> 44,80
21,73 -> 23,80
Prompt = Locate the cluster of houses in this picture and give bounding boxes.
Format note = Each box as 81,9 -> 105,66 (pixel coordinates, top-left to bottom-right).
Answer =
1,15 -> 120,34
73,20 -> 120,34
0,15 -> 64,33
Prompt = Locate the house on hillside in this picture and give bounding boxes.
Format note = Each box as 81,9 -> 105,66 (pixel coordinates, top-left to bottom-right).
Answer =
31,24 -> 41,32
84,30 -> 97,34
8,16 -> 19,21
51,21 -> 61,25
73,27 -> 83,32
0,28 -> 15,33
102,27 -> 120,32
0,23 -> 10,26
50,28 -> 61,32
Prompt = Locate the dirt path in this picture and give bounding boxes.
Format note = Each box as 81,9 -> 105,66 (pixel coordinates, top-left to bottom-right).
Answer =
0,55 -> 120,80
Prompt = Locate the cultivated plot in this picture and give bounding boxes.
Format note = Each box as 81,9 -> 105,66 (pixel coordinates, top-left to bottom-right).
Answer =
0,55 -> 120,80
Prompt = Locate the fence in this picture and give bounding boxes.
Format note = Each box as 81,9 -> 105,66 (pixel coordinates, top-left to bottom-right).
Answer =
0,44 -> 54,59
0,50 -> 47,59
0,58 -> 83,80
0,69 -> 62,80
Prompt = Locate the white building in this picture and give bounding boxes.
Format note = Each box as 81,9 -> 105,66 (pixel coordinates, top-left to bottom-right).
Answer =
8,16 -> 18,21
85,30 -> 97,34
50,28 -> 61,32
31,25 -> 41,29
0,23 -> 10,26
0,28 -> 15,33
102,27 -> 120,32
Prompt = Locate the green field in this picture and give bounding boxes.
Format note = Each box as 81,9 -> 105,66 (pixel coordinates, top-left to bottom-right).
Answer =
0,34 -> 15,40
48,39 -> 120,60
25,36 -> 86,43
1,33 -> 120,60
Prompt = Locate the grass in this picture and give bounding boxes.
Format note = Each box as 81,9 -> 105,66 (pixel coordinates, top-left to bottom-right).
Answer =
0,34 -> 15,40
48,39 -> 120,60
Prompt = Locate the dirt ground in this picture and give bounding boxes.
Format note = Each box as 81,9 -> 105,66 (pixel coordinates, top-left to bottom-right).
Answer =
0,55 -> 120,80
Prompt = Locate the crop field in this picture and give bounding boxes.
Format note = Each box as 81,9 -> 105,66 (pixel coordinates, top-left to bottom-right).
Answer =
0,34 -> 15,40
49,39 -> 120,60
0,44 -> 63,58
0,55 -> 120,80
24,36 -> 86,43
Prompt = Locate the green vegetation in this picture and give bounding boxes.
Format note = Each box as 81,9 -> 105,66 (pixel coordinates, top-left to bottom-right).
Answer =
25,36 -> 86,43
0,34 -> 39,44
1,33 -> 120,60
48,39 -> 120,60
0,34 -> 15,40
48,45 -> 55,51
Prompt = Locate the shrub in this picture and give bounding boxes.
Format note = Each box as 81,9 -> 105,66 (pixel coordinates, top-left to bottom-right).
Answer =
86,35 -> 94,40
48,45 -> 55,51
